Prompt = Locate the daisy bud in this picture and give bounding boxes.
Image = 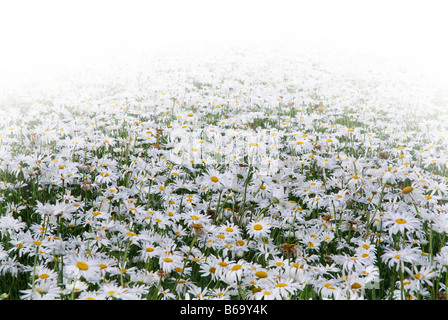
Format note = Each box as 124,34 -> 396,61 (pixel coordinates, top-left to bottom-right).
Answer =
156,269 -> 170,279
192,224 -> 205,237
282,243 -> 298,257
80,181 -> 93,191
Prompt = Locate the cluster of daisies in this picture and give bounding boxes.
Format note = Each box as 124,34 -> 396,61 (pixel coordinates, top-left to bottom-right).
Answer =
1,47 -> 448,300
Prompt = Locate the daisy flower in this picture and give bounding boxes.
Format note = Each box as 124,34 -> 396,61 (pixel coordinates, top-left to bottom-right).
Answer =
20,280 -> 62,300
64,254 -> 101,282
272,277 -> 302,298
246,219 -> 272,239
95,169 -> 118,185
227,238 -> 251,258
0,256 -> 22,277
268,256 -> 290,271
158,251 -> 184,273
301,234 -> 321,251
0,214 -> 26,237
170,224 -> 188,238
77,291 -> 107,300
64,278 -> 89,295
158,287 -> 176,300
406,265 -> 437,287
35,200 -> 78,223
252,287 -> 282,300
209,287 -> 238,300
219,221 -> 241,238
213,256 -> 234,278
186,285 -> 210,300
434,246 -> 448,268
199,260 -> 220,281
100,283 -> 138,300
26,264 -> 59,283
200,168 -> 225,191
136,241 -> 162,261
220,259 -> 251,284
181,210 -> 211,227
382,211 -> 421,236
332,253 -> 365,273
381,246 -> 421,271
315,277 -> 343,299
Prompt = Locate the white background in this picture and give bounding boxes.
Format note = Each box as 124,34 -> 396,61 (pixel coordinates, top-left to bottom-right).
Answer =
1,0 -> 447,87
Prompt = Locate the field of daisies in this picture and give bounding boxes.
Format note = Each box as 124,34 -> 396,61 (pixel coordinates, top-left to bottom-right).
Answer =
1,46 -> 448,300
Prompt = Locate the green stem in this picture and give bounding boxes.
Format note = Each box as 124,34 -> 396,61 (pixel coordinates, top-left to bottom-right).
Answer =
174,235 -> 197,297
364,181 -> 386,240
121,240 -> 132,287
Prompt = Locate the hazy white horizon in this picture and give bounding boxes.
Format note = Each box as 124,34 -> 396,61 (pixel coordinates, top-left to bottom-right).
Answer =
1,0 -> 448,89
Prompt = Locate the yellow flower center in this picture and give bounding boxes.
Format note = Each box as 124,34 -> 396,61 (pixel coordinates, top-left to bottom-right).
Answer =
351,283 -> 362,289
76,261 -> 89,271
211,176 -> 219,183
253,224 -> 263,231
276,262 -> 285,267
255,271 -> 268,278
402,186 -> 414,194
